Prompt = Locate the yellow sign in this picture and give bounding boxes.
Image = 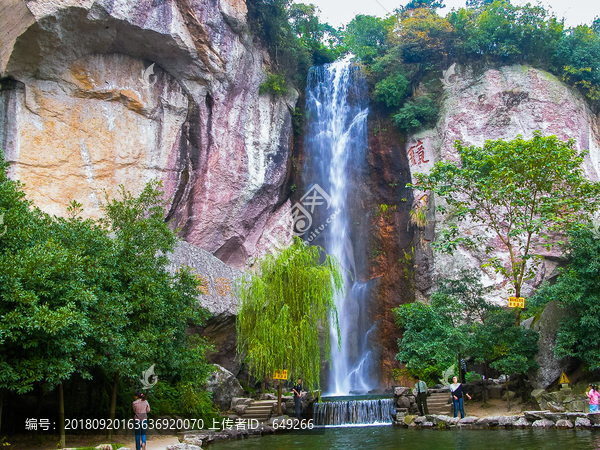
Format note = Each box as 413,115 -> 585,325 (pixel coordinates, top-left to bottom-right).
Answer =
273,370 -> 288,380
559,372 -> 570,384
508,297 -> 525,308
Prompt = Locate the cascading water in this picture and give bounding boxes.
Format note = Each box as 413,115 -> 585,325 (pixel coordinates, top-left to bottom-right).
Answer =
313,398 -> 396,426
303,56 -> 377,396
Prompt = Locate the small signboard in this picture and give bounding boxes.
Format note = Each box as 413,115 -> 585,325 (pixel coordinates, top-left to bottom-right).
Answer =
273,370 -> 288,380
508,297 -> 525,308
559,372 -> 570,384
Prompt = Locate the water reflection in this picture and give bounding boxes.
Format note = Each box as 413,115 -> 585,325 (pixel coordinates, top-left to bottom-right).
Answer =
213,427 -> 600,450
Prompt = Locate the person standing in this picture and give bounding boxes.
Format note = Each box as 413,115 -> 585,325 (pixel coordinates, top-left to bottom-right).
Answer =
292,378 -> 303,419
587,384 -> 600,412
414,376 -> 429,416
450,376 -> 471,419
133,391 -> 150,450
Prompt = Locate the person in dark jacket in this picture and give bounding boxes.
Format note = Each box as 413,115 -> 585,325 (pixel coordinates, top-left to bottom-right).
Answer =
450,376 -> 471,418
292,378 -> 303,419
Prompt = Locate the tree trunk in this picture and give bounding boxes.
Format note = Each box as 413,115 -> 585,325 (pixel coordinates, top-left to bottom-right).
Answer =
108,373 -> 119,440
514,285 -> 521,326
59,383 -> 66,449
505,377 -> 510,411
277,380 -> 282,416
0,388 -> 4,432
482,363 -> 488,404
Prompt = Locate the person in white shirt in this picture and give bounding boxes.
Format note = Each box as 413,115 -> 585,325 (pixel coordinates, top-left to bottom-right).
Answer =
414,375 -> 429,416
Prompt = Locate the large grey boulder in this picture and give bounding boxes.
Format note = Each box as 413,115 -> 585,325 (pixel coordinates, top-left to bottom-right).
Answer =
167,445 -> 201,450
166,241 -> 243,375
528,301 -> 576,389
532,419 -> 555,428
205,364 -> 244,411
514,417 -> 531,427
575,417 -> 591,427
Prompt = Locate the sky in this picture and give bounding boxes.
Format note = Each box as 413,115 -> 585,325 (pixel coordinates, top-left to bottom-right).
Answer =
300,0 -> 599,29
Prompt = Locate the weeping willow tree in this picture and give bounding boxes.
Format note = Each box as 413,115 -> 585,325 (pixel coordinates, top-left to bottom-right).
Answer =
236,237 -> 344,392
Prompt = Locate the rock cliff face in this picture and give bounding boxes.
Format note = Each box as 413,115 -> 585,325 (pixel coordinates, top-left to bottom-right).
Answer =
407,65 -> 600,302
0,0 -> 296,269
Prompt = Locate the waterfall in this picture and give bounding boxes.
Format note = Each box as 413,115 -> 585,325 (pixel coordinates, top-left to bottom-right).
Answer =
313,399 -> 396,426
303,56 -> 376,395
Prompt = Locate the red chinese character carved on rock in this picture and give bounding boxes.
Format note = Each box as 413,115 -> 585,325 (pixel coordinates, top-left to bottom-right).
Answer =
407,140 -> 430,166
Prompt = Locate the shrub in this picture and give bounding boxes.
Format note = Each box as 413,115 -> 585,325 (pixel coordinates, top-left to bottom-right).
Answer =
259,72 -> 287,96
392,95 -> 439,133
374,73 -> 411,109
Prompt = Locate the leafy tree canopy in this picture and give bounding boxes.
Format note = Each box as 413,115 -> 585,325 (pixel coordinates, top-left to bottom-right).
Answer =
236,238 -> 343,391
395,271 -> 538,383
530,226 -> 600,369
410,132 -> 600,301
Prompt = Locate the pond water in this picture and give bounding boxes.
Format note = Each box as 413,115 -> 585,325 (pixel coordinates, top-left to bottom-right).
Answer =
213,426 -> 600,450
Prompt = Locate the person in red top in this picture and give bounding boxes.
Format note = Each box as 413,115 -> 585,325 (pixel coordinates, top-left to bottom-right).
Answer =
586,384 -> 599,413
133,391 -> 150,450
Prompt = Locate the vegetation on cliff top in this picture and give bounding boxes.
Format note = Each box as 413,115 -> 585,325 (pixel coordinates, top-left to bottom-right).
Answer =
249,0 -> 600,130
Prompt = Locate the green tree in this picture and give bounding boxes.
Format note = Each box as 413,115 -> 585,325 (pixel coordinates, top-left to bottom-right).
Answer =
394,271 -> 491,383
411,132 -> 600,321
0,158 -> 98,440
343,15 -> 394,64
392,95 -> 439,133
373,73 -> 410,109
531,226 -> 600,369
236,238 -> 343,396
95,182 -> 210,429
392,8 -> 455,65
470,308 -> 539,408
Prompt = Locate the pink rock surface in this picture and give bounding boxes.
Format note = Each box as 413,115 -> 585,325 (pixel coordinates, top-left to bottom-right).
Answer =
0,0 -> 296,268
408,65 -> 600,302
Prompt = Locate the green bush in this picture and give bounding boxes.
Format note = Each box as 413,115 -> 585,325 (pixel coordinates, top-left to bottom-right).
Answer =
374,73 -> 410,109
465,371 -> 482,382
259,72 -> 287,96
392,95 -> 439,133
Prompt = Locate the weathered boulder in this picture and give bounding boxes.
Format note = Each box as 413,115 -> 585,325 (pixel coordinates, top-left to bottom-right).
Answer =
498,416 -> 517,427
501,391 -> 516,401
233,404 -> 248,416
488,385 -> 504,399
395,386 -> 411,397
166,241 -> 242,375
532,419 -> 555,428
547,401 -> 566,412
531,389 -> 546,410
544,412 -> 566,422
181,436 -> 203,447
575,417 -> 592,428
513,417 -> 531,427
458,416 -> 478,425
524,411 -> 550,421
397,396 -> 411,409
555,419 -> 573,428
528,302 -> 577,389
205,364 -> 244,411
231,398 -> 253,408
167,445 -> 201,450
